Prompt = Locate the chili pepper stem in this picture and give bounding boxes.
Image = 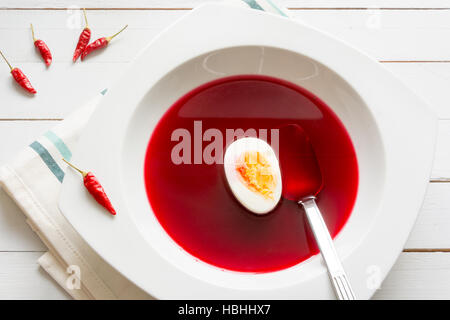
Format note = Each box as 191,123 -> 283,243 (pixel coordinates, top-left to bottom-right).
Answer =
0,50 -> 13,71
83,8 -> 89,28
106,24 -> 128,42
62,159 -> 88,177
30,23 -> 36,42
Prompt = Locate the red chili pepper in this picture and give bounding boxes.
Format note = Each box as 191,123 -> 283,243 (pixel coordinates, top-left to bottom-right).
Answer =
81,25 -> 128,61
73,9 -> 91,62
31,24 -> 52,67
63,159 -> 116,215
0,50 -> 37,94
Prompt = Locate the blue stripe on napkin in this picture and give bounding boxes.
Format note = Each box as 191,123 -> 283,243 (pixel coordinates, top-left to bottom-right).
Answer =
29,89 -> 107,182
241,0 -> 264,11
44,131 -> 72,161
264,0 -> 288,16
29,141 -> 65,183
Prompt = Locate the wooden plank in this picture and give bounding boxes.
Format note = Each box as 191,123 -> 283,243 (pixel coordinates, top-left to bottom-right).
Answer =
1,10 -> 450,119
1,0 -> 450,9
0,121 -> 57,164
374,252 -> 450,299
431,121 -> 450,180
405,183 -> 450,249
0,10 -> 184,63
0,11 -> 184,119
0,252 -> 70,299
1,9 -> 450,62
0,251 -> 449,299
291,9 -> 450,61
1,62 -> 450,119
0,62 -> 126,119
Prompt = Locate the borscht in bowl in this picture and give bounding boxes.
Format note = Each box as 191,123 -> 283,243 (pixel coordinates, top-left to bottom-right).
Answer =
144,74 -> 358,273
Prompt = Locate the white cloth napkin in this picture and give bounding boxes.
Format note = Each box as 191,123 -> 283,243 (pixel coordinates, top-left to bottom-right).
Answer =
0,0 -> 290,300
0,92 -> 149,299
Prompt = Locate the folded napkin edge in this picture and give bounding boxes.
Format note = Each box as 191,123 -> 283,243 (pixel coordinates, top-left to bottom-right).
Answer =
0,165 -> 117,300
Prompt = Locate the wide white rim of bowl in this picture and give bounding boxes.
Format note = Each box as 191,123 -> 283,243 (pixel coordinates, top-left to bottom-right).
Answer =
59,3 -> 438,299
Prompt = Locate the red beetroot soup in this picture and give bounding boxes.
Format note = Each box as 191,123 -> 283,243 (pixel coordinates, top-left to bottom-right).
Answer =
144,75 -> 358,273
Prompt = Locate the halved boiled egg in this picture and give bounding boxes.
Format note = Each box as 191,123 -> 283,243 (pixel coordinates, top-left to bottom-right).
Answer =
224,137 -> 282,215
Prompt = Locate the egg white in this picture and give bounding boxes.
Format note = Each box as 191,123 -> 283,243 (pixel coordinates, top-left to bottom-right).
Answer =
223,137 -> 282,215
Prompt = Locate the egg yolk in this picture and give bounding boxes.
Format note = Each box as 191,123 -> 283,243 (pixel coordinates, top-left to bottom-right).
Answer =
236,151 -> 276,199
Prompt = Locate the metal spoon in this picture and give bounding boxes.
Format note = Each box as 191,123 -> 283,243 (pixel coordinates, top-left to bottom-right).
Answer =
278,124 -> 355,300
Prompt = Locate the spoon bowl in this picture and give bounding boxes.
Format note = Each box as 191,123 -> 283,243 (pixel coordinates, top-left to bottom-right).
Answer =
278,124 -> 323,201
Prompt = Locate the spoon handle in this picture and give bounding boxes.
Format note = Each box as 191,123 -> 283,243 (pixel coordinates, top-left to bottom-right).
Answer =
299,197 -> 356,300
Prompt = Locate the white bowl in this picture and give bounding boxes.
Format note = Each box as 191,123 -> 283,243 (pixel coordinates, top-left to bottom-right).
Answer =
59,3 -> 437,299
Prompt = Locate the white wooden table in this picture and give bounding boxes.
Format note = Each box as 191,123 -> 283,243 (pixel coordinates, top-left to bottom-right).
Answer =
1,0 -> 450,299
